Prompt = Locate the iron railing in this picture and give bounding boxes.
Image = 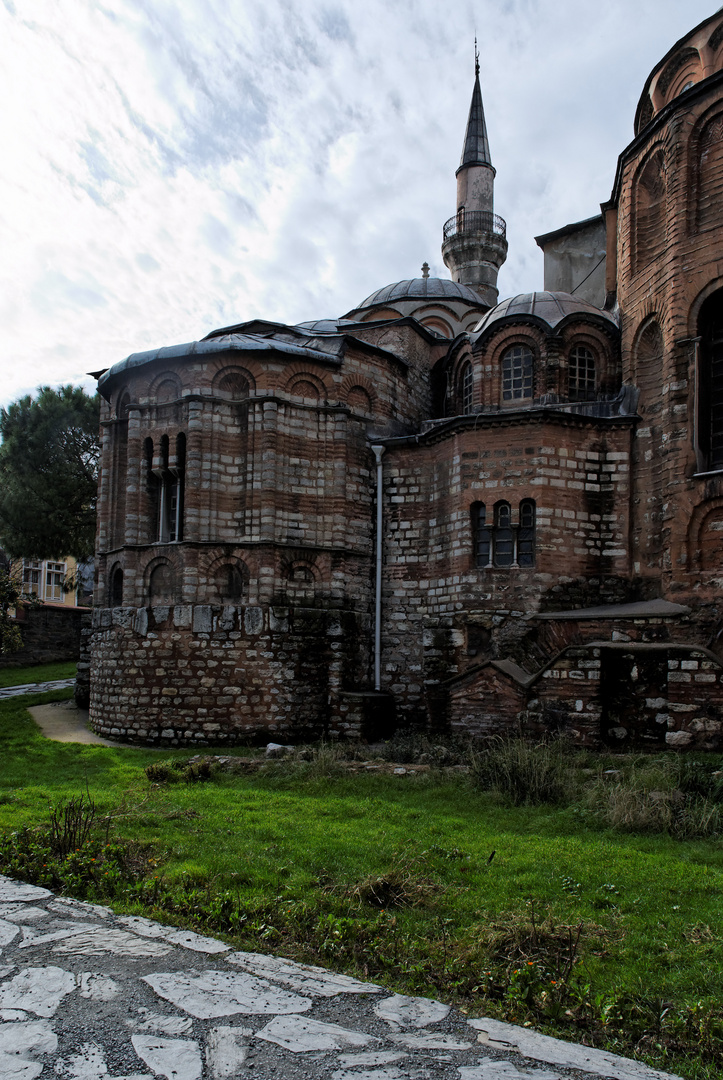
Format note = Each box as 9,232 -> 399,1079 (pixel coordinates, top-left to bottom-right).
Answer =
443,210 -> 507,241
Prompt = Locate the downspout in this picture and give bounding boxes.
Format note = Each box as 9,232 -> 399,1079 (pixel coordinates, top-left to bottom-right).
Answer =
692,337 -> 703,472
371,444 -> 385,691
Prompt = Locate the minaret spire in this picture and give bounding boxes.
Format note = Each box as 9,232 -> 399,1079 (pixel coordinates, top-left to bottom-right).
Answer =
460,39 -> 492,171
441,41 -> 508,309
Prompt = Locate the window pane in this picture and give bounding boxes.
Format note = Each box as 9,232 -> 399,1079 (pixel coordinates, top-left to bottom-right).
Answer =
569,346 -> 596,401
502,346 -> 534,401
518,500 -> 536,567
461,362 -> 473,414
494,503 -> 513,566
474,503 -> 491,567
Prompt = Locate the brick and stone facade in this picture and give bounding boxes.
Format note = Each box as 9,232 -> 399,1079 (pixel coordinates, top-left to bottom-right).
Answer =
87,13 -> 723,749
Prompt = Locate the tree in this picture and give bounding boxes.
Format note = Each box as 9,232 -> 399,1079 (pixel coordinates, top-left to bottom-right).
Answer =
0,569 -> 24,654
0,386 -> 100,562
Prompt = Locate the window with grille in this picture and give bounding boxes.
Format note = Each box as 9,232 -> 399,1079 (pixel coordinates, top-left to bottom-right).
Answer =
502,346 -> 534,403
568,346 -> 596,401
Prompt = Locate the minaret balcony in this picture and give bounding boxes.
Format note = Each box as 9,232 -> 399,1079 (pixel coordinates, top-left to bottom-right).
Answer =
443,210 -> 506,241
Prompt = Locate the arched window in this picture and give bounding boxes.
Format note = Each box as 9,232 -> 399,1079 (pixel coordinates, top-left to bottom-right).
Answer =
634,150 -> 666,271
568,346 -> 596,401
493,502 -> 514,567
518,500 -> 536,567
501,346 -> 534,404
472,502 -> 491,567
460,361 -> 473,414
472,499 -> 536,569
110,566 -> 124,606
698,290 -> 723,470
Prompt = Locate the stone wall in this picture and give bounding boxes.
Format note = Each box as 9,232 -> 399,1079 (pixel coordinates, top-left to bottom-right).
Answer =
88,602 -> 372,745
1,604 -> 87,668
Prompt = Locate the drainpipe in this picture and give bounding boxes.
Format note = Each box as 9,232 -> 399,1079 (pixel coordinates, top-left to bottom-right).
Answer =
692,337 -> 703,473
371,444 -> 385,691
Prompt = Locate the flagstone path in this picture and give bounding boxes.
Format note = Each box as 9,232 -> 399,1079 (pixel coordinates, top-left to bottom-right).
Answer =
0,874 -> 680,1080
0,679 -> 75,700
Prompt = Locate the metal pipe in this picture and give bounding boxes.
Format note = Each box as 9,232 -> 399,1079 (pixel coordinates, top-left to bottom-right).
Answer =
371,444 -> 385,691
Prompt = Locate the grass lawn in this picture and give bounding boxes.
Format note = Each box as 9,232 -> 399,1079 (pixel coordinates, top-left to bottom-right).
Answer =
0,660 -> 77,688
0,689 -> 721,1079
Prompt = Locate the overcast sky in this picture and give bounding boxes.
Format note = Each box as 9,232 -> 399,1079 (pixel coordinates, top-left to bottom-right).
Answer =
0,0 -> 717,407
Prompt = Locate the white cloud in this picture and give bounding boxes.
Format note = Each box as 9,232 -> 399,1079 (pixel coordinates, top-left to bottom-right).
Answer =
0,0 -> 716,406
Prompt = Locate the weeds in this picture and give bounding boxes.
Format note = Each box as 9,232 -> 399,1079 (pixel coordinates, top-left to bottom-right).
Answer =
470,736 -> 572,805
145,758 -> 213,785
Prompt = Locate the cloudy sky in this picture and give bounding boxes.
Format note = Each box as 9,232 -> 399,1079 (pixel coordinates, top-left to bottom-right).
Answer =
0,0 -> 717,407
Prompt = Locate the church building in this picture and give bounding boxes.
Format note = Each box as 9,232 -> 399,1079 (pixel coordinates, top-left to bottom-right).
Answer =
84,12 -> 723,751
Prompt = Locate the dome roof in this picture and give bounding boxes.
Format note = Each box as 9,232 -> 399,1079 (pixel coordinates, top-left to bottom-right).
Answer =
356,277 -> 486,310
474,291 -> 619,334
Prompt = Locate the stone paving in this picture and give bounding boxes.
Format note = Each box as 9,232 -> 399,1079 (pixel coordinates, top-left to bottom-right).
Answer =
0,679 -> 75,700
0,874 -> 680,1080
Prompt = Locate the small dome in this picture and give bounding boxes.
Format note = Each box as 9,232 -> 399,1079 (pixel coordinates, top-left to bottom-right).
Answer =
474,291 -> 619,334
356,277 -> 486,310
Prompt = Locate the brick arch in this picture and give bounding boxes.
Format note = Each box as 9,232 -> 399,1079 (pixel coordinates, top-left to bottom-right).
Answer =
281,366 -> 328,401
144,555 -> 179,605
632,147 -> 667,274
108,561 -> 124,607
656,46 -> 700,99
632,316 -> 664,407
690,108 -> 723,234
688,278 -> 723,336
419,315 -> 454,338
340,375 -> 376,416
211,364 -> 256,398
115,387 -> 131,419
149,371 -> 182,403
207,555 -> 251,603
688,498 -> 723,571
635,94 -> 654,136
632,317 -> 665,572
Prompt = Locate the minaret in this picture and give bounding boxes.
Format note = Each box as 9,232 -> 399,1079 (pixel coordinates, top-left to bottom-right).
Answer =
442,44 -> 508,308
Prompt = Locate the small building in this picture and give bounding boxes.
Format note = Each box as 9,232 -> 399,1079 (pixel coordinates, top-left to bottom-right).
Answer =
86,15 -> 723,750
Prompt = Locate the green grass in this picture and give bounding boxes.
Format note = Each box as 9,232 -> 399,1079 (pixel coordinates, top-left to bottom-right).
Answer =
0,694 -> 721,1078
0,660 -> 77,688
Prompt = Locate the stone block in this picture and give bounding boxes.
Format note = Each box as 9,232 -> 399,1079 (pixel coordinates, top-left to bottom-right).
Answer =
193,606 -> 213,634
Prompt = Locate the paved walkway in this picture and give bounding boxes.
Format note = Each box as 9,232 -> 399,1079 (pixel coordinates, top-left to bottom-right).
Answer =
0,679 -> 75,700
0,874 -> 680,1080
